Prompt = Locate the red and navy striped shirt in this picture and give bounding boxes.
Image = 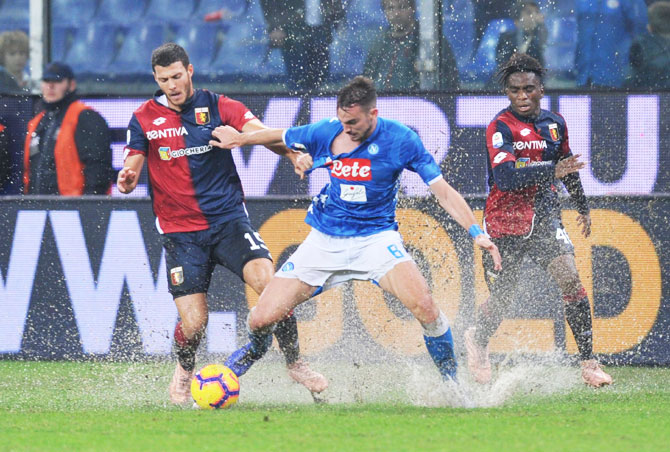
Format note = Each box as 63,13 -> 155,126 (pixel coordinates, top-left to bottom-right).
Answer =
124,89 -> 256,233
484,107 -> 581,238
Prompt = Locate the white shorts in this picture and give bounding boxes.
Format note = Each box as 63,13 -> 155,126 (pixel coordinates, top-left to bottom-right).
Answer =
276,228 -> 413,290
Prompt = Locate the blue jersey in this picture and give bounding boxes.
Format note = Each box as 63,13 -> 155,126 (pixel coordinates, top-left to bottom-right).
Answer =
283,117 -> 442,236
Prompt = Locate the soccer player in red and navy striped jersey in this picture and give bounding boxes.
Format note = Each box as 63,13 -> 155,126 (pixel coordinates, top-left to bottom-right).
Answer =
116,43 -> 327,404
464,53 -> 612,388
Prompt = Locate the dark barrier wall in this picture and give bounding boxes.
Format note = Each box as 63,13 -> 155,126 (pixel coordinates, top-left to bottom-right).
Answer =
2,93 -> 670,196
0,197 -> 667,364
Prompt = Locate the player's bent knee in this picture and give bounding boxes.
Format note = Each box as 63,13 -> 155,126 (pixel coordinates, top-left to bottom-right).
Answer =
412,296 -> 439,324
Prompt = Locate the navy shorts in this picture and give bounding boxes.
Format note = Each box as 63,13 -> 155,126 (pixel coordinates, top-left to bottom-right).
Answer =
162,216 -> 272,298
482,216 -> 574,301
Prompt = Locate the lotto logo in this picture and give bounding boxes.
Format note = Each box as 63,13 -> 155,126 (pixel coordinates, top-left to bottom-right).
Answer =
330,158 -> 372,181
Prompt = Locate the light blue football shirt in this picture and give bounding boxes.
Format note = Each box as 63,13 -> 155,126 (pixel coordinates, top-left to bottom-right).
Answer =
283,117 -> 443,236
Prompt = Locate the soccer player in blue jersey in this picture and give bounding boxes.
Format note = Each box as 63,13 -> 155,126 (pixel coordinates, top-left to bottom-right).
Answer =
210,76 -> 502,383
116,43 -> 327,405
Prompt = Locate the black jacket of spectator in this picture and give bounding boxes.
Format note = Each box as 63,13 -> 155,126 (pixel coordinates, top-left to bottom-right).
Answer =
26,91 -> 113,194
0,122 -> 9,186
628,32 -> 670,89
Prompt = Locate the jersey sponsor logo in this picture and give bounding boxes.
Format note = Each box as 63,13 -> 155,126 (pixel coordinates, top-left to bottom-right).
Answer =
153,117 -> 166,126
515,157 -> 530,168
549,123 -> 560,141
146,126 -> 188,141
195,107 -> 210,125
330,158 -> 372,181
367,143 -> 379,155
170,266 -> 184,285
513,140 -> 547,150
340,184 -> 367,202
158,144 -> 212,160
492,131 -> 503,148
520,128 -> 531,136
158,146 -> 171,161
493,152 -> 509,164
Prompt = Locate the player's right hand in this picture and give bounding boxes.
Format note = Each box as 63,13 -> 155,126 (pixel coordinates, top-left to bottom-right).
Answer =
555,154 -> 585,179
210,125 -> 243,149
475,235 -> 502,271
290,151 -> 313,180
117,167 -> 137,194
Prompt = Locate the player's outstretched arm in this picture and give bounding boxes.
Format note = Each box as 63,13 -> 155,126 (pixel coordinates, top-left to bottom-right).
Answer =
116,154 -> 145,194
430,178 -> 502,270
238,119 -> 313,179
210,125 -> 285,149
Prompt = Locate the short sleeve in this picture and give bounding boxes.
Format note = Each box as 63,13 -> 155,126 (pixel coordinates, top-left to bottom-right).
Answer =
123,114 -> 148,158
403,130 -> 442,185
556,113 -> 572,157
486,119 -> 515,168
283,121 -> 324,157
218,96 -> 256,131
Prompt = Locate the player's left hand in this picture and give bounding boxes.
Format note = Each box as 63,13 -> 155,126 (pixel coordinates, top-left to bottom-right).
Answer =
577,213 -> 591,238
288,150 -> 313,180
475,235 -> 502,271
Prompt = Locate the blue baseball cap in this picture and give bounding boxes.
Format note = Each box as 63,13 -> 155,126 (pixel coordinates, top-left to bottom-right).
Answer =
42,62 -> 75,81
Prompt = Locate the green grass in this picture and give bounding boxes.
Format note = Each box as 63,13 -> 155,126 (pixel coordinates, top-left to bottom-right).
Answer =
1,361 -> 669,451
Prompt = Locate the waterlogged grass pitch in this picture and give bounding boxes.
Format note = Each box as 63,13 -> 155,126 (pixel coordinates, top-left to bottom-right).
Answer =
0,361 -> 668,451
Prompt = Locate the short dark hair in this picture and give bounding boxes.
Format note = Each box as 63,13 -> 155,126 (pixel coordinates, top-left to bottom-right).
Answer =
151,43 -> 190,72
649,1 -> 670,35
337,76 -> 377,110
496,52 -> 546,87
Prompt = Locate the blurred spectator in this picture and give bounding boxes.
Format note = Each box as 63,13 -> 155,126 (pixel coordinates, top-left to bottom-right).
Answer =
259,0 -> 345,92
496,1 -> 546,70
575,0 -> 648,88
472,0 -> 513,52
0,122 -> 9,188
364,0 -> 459,91
0,30 -> 30,94
23,62 -> 114,195
627,0 -> 670,89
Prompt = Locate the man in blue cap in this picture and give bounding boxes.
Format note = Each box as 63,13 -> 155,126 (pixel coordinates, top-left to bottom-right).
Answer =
23,62 -> 114,195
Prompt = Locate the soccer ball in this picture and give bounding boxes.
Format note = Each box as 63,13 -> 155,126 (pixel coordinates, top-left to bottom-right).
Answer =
191,364 -> 240,409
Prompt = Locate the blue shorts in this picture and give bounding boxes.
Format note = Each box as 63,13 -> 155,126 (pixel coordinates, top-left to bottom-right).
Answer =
162,217 -> 272,298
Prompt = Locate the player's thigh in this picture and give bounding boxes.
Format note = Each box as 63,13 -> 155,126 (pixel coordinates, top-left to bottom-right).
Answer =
530,219 -> 581,292
483,235 -> 525,302
174,292 -> 209,336
378,260 -> 438,324
163,231 -> 215,298
546,253 -> 583,294
242,257 -> 275,295
250,277 -> 317,330
211,217 -> 273,282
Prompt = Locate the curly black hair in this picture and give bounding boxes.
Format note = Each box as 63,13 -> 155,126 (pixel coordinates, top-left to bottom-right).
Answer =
495,53 -> 546,88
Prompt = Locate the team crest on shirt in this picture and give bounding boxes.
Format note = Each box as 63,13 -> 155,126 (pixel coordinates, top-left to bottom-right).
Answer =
548,123 -> 560,141
195,107 -> 210,125
367,143 -> 379,155
170,266 -> 184,285
158,146 -> 171,161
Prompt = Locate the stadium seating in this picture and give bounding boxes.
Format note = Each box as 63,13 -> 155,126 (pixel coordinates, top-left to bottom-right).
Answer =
442,0 -> 475,71
193,0 -> 251,20
0,0 -> 29,31
51,0 -> 98,26
111,23 -> 173,75
96,0 -> 148,23
144,0 -> 196,24
50,25 -> 74,64
64,23 -> 120,75
173,22 -> 226,73
544,16 -> 577,77
461,18 -> 515,83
